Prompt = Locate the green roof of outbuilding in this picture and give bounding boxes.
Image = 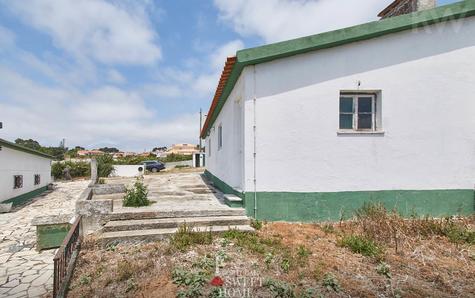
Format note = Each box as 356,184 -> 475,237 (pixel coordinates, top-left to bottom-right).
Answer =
201,0 -> 475,138
0,138 -> 55,159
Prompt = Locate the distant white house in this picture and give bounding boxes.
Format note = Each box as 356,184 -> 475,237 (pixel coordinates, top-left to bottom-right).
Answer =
0,138 -> 53,206
201,1 -> 475,221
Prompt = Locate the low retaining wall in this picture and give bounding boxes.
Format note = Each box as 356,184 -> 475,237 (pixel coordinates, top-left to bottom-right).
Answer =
110,165 -> 144,177
164,160 -> 193,169
75,187 -> 113,234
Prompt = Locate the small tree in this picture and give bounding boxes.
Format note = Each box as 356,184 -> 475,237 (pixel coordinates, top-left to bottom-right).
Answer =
96,154 -> 115,177
123,179 -> 150,207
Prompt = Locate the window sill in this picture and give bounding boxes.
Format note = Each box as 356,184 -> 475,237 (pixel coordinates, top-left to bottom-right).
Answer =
337,130 -> 385,136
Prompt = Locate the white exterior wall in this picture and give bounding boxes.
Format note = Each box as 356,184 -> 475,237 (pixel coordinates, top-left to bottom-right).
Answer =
205,75 -> 246,191
242,17 -> 475,192
0,147 -> 52,202
111,165 -> 144,177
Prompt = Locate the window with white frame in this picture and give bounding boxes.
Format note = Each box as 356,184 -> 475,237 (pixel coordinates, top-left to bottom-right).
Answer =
218,125 -> 223,149
339,93 -> 379,131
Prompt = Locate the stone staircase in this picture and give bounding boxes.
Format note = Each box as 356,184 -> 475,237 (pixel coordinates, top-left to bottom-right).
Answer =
100,208 -> 254,245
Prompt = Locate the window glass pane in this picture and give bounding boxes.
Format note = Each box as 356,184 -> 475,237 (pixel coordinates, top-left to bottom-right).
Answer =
358,114 -> 372,129
339,97 -> 353,113
339,114 -> 353,129
358,97 -> 373,113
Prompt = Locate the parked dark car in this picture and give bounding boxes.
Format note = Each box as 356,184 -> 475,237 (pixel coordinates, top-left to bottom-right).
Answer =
143,160 -> 165,173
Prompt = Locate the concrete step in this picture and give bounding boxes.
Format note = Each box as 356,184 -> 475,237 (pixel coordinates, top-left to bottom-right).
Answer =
101,225 -> 255,245
223,194 -> 243,208
102,216 -> 250,232
108,208 -> 246,221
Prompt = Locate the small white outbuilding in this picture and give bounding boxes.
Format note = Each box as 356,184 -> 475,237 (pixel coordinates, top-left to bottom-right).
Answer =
0,138 -> 53,206
201,1 -> 475,221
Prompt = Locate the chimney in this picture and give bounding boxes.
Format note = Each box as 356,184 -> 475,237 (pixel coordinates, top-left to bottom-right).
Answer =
378,0 -> 437,19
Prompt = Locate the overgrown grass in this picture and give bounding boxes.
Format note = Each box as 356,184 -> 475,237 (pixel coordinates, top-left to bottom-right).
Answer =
170,224 -> 213,252
222,229 -> 282,255
338,234 -> 383,258
353,202 -> 475,252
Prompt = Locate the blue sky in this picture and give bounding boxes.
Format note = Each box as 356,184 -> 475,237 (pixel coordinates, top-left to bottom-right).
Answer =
0,0 -> 461,151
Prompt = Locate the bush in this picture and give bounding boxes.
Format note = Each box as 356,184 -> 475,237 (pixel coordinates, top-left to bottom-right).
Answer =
96,155 -> 115,177
51,161 -> 91,179
123,179 -> 150,207
338,234 -> 383,258
161,153 -> 192,163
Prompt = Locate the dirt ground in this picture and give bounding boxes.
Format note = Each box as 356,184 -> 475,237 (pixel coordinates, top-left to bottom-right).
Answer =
67,210 -> 474,298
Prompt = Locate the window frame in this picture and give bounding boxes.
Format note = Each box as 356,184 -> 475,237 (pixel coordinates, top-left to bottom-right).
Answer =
34,174 -> 41,186
208,138 -> 211,157
14,175 -> 23,189
218,124 -> 223,150
339,93 -> 378,132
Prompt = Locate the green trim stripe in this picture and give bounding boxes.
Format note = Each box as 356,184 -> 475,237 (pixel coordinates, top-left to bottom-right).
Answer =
204,170 -> 244,199
245,189 -> 475,222
204,170 -> 474,221
3,186 -> 49,207
0,138 -> 54,159
202,1 -> 475,137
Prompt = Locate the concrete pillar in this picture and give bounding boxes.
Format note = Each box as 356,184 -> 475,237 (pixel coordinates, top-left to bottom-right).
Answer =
90,158 -> 98,184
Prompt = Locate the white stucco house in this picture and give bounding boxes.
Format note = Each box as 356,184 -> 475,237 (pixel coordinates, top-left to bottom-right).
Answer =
201,1 -> 475,221
0,138 -> 53,206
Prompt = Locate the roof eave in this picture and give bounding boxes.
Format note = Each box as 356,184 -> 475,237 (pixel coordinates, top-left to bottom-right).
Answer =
201,1 -> 475,138
0,138 -> 55,160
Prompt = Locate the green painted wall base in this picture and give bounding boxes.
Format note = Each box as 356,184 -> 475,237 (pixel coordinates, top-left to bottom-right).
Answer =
203,170 -> 474,221
3,186 -> 48,207
36,223 -> 71,251
245,189 -> 475,222
204,170 -> 244,200
224,196 -> 244,208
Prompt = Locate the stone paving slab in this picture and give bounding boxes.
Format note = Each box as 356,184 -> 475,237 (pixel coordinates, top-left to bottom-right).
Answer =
0,180 -> 89,298
110,171 -> 233,213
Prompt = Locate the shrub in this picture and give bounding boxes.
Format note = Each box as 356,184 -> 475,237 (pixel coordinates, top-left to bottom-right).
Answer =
171,267 -> 207,298
96,154 -> 115,177
52,161 -> 91,179
322,273 -> 340,292
338,234 -> 383,258
263,278 -> 295,298
123,179 -> 150,207
376,262 -> 391,278
250,219 -> 263,230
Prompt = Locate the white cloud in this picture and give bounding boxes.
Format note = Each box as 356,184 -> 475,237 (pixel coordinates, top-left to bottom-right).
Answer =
0,66 -> 198,151
0,25 -> 15,49
4,0 -> 161,65
107,69 -> 126,84
214,0 -> 393,43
